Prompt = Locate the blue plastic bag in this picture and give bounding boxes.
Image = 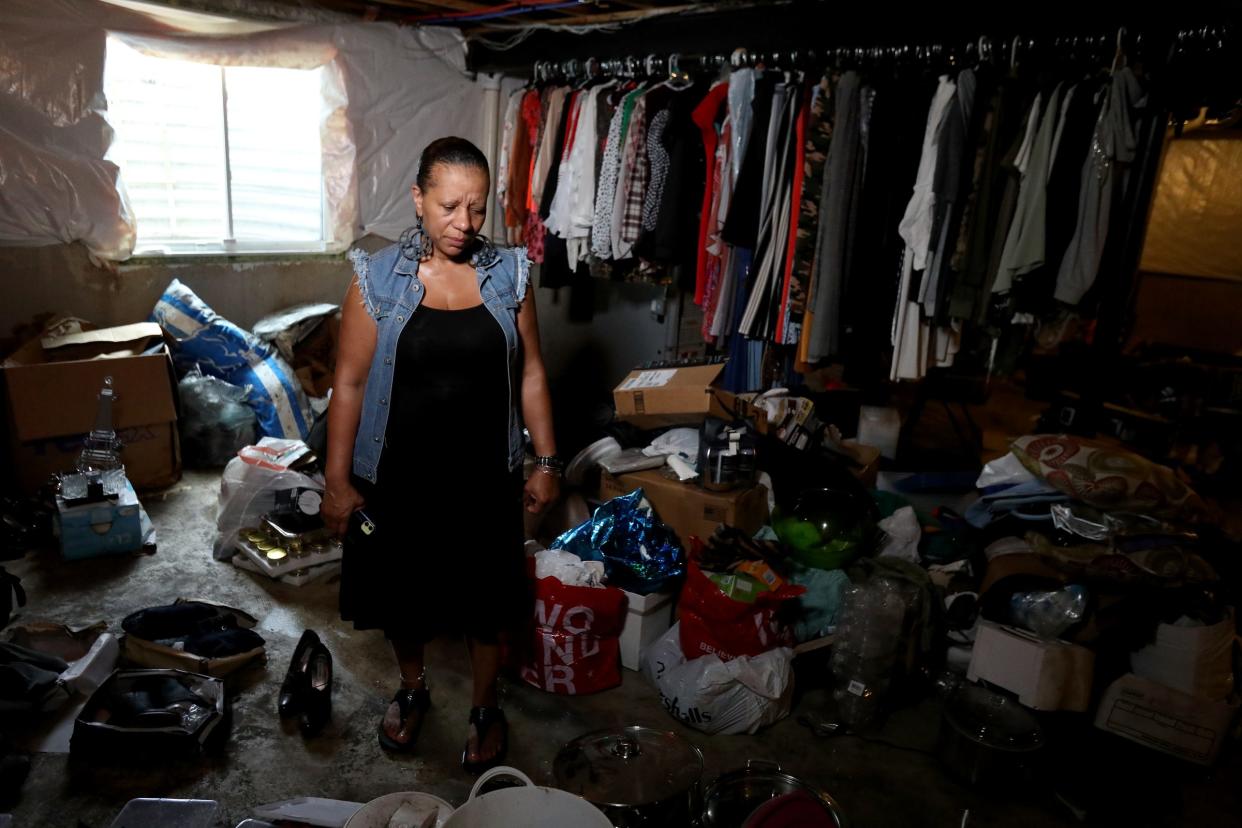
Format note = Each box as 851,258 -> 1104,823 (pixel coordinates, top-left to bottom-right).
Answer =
552,489 -> 684,595
150,279 -> 310,439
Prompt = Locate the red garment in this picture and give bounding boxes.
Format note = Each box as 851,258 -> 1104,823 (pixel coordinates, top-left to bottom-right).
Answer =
506,89 -> 542,235
774,85 -> 810,344
525,211 -> 546,264
691,82 -> 730,305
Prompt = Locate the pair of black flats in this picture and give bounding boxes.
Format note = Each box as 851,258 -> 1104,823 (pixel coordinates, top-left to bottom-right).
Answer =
278,630 -> 332,736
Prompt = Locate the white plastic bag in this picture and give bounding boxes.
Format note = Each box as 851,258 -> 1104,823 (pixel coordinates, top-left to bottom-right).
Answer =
877,506 -> 922,562
976,452 -> 1040,490
534,549 -> 605,587
642,623 -> 794,735
643,428 -> 700,464
213,438 -> 322,560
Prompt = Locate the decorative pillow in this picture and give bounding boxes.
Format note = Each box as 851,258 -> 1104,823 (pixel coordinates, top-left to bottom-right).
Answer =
1011,435 -> 1203,519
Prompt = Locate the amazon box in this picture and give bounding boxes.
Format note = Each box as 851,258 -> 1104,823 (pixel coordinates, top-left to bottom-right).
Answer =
600,468 -> 769,547
613,362 -> 766,431
3,323 -> 181,493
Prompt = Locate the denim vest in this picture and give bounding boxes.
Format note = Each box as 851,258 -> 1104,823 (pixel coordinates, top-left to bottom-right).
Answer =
347,240 -> 531,483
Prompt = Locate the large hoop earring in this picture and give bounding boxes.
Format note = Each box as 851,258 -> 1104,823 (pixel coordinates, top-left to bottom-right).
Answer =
471,234 -> 499,268
399,217 -> 433,263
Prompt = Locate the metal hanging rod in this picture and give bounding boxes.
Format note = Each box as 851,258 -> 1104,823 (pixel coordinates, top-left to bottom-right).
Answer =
527,24 -> 1232,81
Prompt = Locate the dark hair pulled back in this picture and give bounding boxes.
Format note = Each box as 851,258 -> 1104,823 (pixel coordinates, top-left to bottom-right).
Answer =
416,136 -> 490,190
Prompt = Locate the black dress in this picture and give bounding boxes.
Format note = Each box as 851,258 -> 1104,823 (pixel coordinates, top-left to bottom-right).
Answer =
340,303 -> 528,644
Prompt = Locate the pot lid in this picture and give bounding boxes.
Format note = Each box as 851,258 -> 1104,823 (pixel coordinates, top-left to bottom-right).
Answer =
944,684 -> 1043,751
553,726 -> 703,806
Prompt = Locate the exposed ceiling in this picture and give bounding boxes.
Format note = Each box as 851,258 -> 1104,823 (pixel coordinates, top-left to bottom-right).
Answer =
126,1 -> 1242,76
307,0 -> 712,29
130,0 -> 732,31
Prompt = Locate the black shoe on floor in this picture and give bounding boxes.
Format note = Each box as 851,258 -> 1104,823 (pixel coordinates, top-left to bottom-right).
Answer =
278,629 -> 320,719
299,642 -> 332,737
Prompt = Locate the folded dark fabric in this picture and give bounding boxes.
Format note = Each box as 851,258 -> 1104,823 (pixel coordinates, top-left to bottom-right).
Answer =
0,662 -> 63,713
122,602 -> 219,640
0,642 -> 69,674
183,628 -> 265,659
103,676 -> 213,728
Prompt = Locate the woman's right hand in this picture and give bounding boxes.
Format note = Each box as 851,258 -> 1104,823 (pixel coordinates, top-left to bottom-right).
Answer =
322,479 -> 365,538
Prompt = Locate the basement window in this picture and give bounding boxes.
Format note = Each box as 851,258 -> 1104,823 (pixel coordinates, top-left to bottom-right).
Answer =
104,36 -> 328,256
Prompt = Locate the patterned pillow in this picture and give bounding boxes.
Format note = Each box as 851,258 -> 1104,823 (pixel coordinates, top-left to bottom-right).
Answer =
1011,435 -> 1203,519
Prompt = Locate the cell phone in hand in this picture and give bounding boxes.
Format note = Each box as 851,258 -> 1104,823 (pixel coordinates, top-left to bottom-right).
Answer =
347,509 -> 377,540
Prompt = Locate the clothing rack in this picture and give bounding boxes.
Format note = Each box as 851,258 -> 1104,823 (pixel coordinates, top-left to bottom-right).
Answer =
504,18 -> 1233,397
528,23 -> 1233,82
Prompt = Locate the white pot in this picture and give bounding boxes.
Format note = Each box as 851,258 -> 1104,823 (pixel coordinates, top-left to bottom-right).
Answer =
442,767 -> 613,828
345,791 -> 455,828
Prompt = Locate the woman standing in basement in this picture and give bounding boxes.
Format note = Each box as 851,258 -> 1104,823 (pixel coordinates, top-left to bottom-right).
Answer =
323,136 -> 561,772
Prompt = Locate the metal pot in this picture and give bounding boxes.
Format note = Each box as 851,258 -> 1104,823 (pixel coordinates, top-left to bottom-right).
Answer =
700,760 -> 847,828
553,726 -> 704,827
937,683 -> 1044,787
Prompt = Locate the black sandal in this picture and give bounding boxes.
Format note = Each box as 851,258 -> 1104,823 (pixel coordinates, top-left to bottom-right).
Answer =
377,686 -> 430,753
461,706 -> 508,774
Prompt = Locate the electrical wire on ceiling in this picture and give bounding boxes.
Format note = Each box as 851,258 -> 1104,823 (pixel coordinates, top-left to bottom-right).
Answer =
472,21 -> 623,50
413,0 -> 585,25
467,0 -> 762,50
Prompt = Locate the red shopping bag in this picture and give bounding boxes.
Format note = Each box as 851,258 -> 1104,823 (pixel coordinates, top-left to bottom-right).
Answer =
520,628 -> 621,695
531,575 -> 628,638
678,558 -> 802,662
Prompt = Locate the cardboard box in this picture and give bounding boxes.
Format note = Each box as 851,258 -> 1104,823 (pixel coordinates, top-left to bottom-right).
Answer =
1130,609 -> 1235,702
967,620 -> 1095,712
612,363 -> 766,430
619,588 -> 677,671
1095,673 -> 1240,766
55,479 -> 143,560
2,323 -> 181,493
600,468 -> 769,546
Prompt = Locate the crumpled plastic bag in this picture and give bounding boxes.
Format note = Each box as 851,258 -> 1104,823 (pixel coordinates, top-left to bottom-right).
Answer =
643,428 -> 700,465
642,622 -> 794,735
534,548 -> 604,587
178,370 -> 257,468
551,490 -> 684,595
1011,584 -> 1089,638
877,506 -> 922,562
213,439 -> 322,560
976,452 -> 1041,490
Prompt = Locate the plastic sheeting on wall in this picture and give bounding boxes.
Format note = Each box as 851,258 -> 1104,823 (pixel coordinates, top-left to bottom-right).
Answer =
0,0 -> 484,263
1139,134 -> 1242,282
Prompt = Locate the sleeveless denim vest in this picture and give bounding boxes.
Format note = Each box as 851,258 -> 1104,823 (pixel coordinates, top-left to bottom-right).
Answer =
347,240 -> 531,483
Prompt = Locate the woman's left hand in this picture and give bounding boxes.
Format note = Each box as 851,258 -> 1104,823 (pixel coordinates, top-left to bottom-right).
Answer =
524,468 -> 561,514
